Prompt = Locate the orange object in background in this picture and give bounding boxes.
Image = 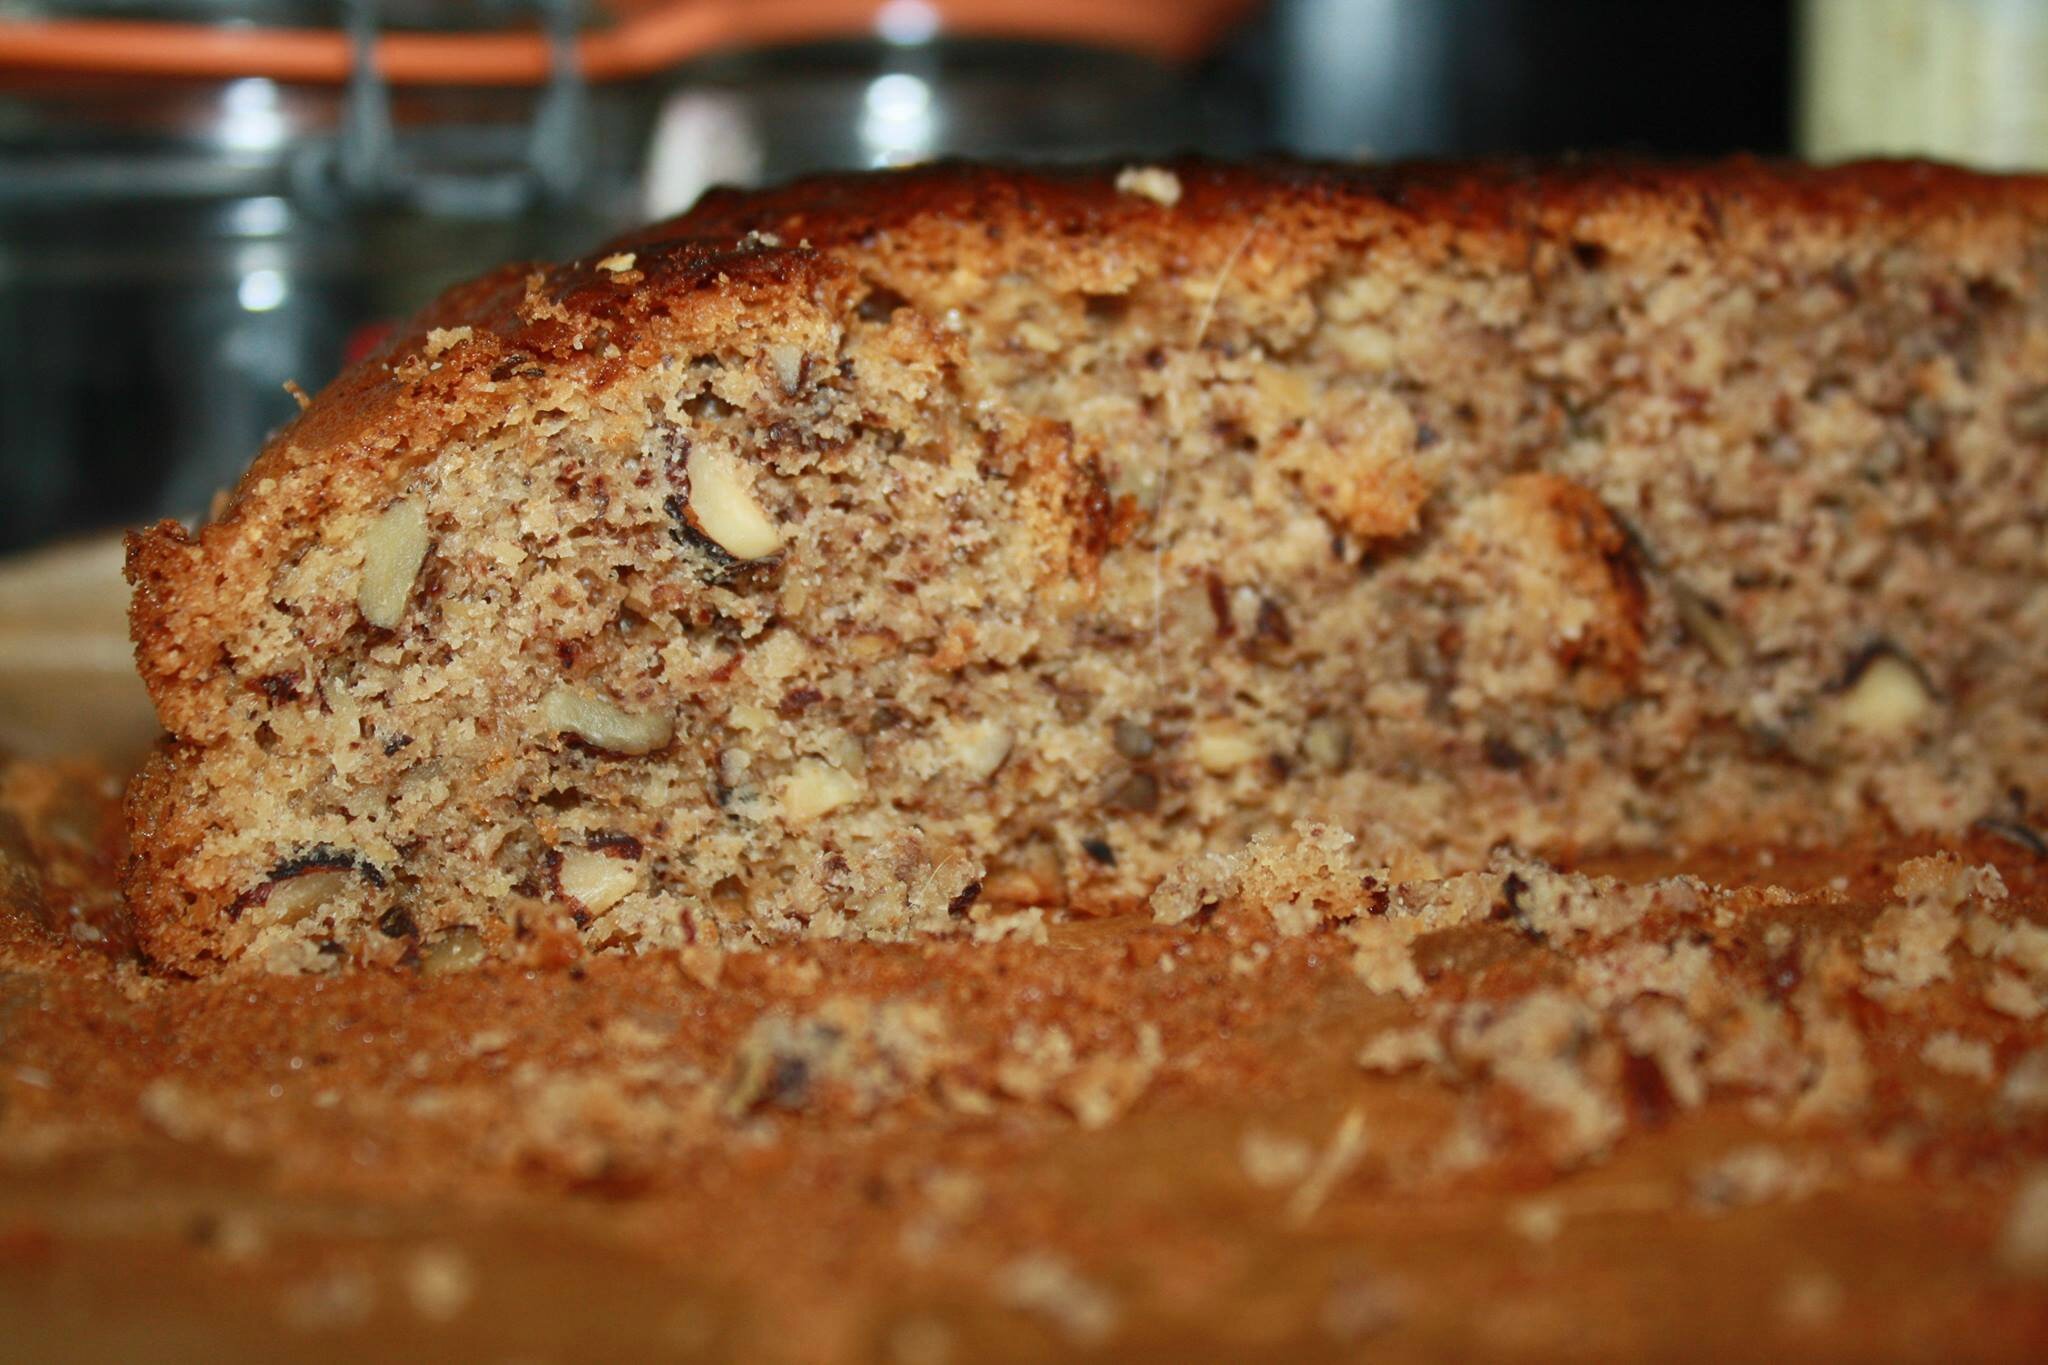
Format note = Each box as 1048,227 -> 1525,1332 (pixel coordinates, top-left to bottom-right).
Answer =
0,0 -> 1261,555
0,1 -> 1259,85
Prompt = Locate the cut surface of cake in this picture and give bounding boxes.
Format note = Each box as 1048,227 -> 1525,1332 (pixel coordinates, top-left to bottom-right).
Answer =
123,159 -> 2048,974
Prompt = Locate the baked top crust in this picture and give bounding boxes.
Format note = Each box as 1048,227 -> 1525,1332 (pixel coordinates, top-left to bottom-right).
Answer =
128,155 -> 2048,716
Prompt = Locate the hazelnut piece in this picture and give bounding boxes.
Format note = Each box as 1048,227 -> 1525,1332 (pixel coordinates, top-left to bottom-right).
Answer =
556,847 -> 639,915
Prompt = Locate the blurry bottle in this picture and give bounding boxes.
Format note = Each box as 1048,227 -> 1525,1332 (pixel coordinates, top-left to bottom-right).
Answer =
1267,0 -> 1791,161
0,1 -> 654,553
1801,0 -> 2048,168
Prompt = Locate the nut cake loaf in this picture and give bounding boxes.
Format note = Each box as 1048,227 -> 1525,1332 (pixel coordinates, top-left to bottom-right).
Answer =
123,159 -> 2048,973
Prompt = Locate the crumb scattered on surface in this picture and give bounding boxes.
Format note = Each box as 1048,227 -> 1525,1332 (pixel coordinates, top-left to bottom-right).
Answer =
4,757 -> 2047,1359
1114,165 -> 1182,206
995,1253 -> 1119,1346
1921,1031 -> 1997,1082
403,1245 -> 476,1322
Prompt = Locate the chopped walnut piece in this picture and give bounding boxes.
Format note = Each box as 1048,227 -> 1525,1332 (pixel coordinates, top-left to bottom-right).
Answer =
417,925 -> 485,976
541,686 -> 674,756
1672,582 -> 1745,667
685,446 -> 782,561
556,847 -> 639,916
950,720 -> 1013,783
356,499 -> 431,629
1192,721 -> 1262,775
766,343 -> 806,394
1111,719 -> 1155,759
262,869 -> 352,927
1836,648 -> 1935,738
1302,715 -> 1352,771
780,757 -> 861,822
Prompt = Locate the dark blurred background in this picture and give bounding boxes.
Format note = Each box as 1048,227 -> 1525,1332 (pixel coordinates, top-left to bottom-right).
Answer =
0,0 -> 2006,552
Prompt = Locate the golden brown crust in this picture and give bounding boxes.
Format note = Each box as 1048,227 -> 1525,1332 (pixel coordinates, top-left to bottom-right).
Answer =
130,155 -> 2048,673
128,157 -> 2048,726
125,152 -> 2048,702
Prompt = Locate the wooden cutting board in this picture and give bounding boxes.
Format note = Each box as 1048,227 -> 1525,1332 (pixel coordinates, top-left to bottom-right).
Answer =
0,534 -> 160,764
